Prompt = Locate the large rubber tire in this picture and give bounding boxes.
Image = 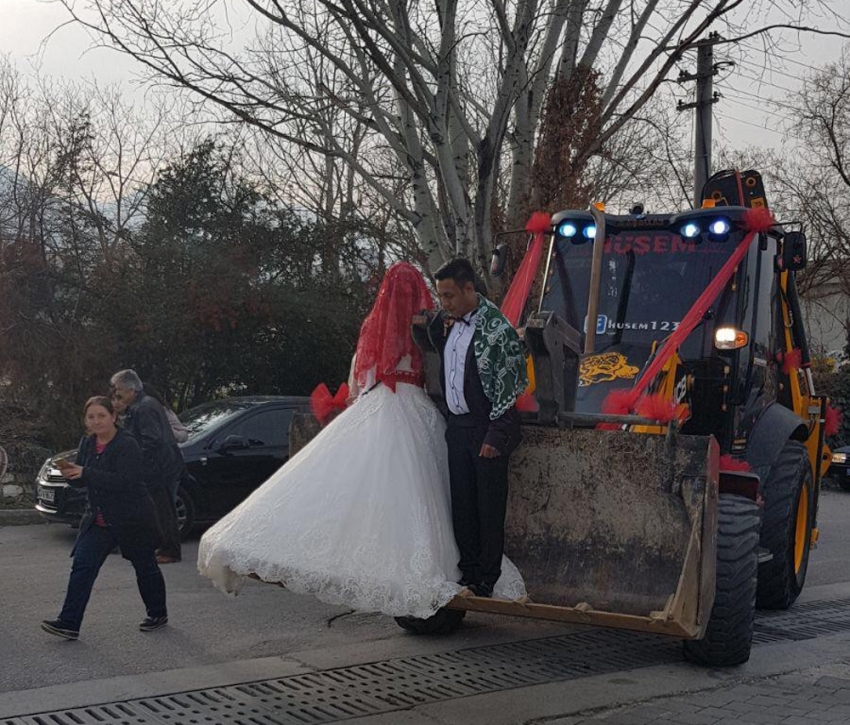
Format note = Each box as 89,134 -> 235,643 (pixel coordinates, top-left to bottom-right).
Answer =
756,440 -> 813,610
176,486 -> 196,540
683,494 -> 760,667
839,478 -> 850,493
395,608 -> 466,635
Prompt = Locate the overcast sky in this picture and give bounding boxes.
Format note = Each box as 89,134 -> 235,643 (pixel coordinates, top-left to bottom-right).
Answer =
1,0 -> 845,162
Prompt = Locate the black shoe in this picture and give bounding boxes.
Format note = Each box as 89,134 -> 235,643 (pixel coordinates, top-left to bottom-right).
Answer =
473,582 -> 494,598
41,619 -> 79,640
139,615 -> 168,632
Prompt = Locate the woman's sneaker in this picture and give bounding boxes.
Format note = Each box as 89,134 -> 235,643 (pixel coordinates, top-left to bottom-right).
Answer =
41,619 -> 79,640
139,615 -> 168,632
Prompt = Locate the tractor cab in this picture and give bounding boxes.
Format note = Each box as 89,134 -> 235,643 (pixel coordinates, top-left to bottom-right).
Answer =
539,206 -> 761,438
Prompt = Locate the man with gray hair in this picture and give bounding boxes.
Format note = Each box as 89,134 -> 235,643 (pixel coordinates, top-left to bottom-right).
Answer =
110,369 -> 183,563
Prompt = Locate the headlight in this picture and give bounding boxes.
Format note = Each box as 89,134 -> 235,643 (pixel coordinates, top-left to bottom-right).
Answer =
557,221 -> 578,238
832,452 -> 847,464
709,218 -> 731,235
714,327 -> 749,350
681,222 -> 701,239
37,458 -> 52,480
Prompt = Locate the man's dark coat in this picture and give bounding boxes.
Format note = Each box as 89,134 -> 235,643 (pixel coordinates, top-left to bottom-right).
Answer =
123,392 -> 184,490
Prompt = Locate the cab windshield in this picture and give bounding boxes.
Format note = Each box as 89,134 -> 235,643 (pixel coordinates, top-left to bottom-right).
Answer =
541,227 -> 745,409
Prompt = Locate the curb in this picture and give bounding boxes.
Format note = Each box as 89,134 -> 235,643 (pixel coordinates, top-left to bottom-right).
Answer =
0,508 -> 45,526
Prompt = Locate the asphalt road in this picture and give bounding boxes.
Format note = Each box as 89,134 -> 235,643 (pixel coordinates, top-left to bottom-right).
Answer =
1,487 -> 848,695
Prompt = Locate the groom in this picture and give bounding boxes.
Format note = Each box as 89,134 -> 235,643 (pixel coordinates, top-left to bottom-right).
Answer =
431,258 -> 528,598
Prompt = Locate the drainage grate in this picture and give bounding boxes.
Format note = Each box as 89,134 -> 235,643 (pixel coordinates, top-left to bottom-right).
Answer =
754,596 -> 850,643
7,597 -> 850,725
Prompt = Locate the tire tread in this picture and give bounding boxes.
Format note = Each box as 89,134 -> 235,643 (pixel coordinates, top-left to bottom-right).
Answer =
683,493 -> 760,667
756,441 -> 811,610
395,608 -> 466,635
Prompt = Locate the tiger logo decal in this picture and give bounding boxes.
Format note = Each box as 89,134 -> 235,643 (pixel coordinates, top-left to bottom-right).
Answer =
580,352 -> 640,387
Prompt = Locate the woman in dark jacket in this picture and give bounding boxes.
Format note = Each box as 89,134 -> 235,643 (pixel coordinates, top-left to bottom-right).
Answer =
41,396 -> 168,640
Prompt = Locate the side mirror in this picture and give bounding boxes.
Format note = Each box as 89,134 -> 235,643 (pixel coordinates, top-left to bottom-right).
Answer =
217,435 -> 249,453
781,231 -> 807,271
490,243 -> 509,278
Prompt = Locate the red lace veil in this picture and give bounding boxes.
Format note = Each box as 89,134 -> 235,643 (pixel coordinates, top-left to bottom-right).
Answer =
354,262 -> 434,392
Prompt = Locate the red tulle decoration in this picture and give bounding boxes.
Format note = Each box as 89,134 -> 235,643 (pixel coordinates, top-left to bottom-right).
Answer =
311,383 -> 350,425
354,262 -> 434,392
602,389 -> 641,416
825,405 -> 842,437
596,389 -> 639,430
515,393 -> 539,412
743,206 -> 776,234
636,394 -> 677,423
719,454 -> 752,472
780,348 -> 803,375
525,211 -> 552,234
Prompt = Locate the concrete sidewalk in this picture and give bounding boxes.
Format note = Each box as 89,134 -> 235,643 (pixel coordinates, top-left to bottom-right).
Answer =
0,508 -> 42,526
3,617 -> 850,724
561,664 -> 850,725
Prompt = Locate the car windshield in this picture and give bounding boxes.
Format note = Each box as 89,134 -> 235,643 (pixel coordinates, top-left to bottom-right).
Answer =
180,400 -> 260,443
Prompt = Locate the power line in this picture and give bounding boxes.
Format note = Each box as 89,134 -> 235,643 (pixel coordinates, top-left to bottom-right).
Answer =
729,69 -> 796,94
718,86 -> 799,112
719,93 -> 799,125
739,40 -> 846,79
714,111 -> 807,143
719,89 -> 800,117
733,59 -> 808,84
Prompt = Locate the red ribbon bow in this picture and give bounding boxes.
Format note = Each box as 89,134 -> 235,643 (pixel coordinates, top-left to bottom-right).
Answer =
310,383 -> 350,425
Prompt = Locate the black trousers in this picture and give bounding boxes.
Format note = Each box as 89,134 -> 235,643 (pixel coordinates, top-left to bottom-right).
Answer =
149,484 -> 181,560
445,419 -> 510,589
58,523 -> 167,631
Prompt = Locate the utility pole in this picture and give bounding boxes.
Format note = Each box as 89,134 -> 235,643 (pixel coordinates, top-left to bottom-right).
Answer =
678,32 -> 722,208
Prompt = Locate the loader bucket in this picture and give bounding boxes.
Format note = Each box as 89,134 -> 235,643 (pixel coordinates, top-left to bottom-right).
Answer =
471,427 -> 719,638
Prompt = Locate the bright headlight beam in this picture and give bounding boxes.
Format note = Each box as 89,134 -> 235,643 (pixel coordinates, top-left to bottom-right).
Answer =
583,225 -> 597,239
682,222 -> 701,238
558,221 -> 578,238
709,218 -> 731,235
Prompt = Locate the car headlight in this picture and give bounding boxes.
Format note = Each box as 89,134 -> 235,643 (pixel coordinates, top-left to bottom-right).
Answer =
37,458 -> 52,480
832,452 -> 847,464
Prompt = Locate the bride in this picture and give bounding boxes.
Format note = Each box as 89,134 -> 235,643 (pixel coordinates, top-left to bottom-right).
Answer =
197,262 -> 525,619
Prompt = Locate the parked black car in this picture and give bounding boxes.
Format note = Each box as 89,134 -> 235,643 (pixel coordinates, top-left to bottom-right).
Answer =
829,443 -> 850,492
34,396 -> 312,536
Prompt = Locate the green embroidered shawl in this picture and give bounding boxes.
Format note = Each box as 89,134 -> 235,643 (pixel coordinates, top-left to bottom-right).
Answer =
472,295 -> 529,420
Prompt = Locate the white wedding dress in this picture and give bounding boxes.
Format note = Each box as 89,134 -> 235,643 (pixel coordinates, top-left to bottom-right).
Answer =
197,374 -> 526,619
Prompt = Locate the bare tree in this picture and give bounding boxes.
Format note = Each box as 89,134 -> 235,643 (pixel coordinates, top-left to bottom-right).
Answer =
55,0 -> 850,276
0,59 -> 185,433
718,49 -> 850,355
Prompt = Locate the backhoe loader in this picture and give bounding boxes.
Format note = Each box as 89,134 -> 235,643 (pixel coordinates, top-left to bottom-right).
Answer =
401,169 -> 831,667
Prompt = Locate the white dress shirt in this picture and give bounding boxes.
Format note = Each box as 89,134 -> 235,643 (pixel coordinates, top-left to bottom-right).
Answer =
444,309 -> 478,415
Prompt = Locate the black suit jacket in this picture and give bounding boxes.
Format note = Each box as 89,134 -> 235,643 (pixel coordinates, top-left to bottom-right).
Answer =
426,311 -> 522,455
71,428 -> 159,558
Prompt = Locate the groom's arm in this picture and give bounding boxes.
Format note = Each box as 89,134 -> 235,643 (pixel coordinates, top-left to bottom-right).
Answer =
483,406 -> 521,456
